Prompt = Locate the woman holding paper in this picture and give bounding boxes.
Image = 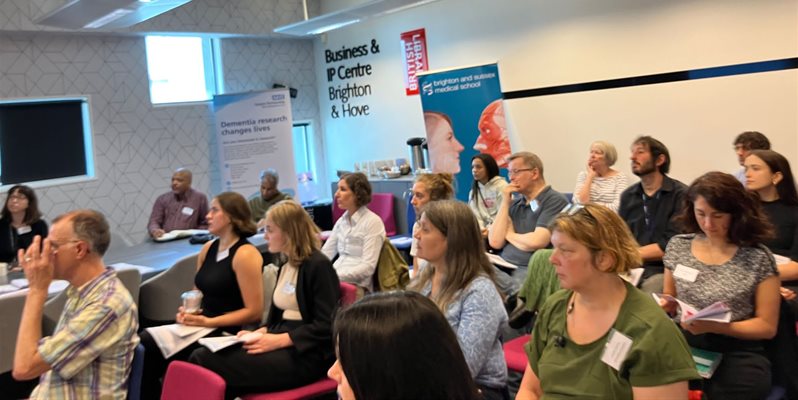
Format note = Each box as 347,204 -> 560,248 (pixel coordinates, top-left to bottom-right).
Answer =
516,203 -> 698,400
662,171 -> 780,399
141,192 -> 264,399
189,200 -> 341,399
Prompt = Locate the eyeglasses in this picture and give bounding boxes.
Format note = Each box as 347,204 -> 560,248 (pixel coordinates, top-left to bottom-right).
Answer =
560,203 -> 597,223
508,168 -> 534,177
50,239 -> 82,252
8,194 -> 28,201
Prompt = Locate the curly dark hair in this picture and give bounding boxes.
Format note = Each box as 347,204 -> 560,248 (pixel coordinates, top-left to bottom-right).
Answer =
341,172 -> 372,207
676,171 -> 774,246
733,131 -> 770,151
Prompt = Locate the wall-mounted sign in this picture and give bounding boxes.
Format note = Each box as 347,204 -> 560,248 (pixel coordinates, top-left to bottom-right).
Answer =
400,28 -> 428,96
324,39 -> 381,119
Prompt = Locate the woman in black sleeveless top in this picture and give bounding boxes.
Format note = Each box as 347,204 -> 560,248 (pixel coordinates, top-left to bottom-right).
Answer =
141,192 -> 264,399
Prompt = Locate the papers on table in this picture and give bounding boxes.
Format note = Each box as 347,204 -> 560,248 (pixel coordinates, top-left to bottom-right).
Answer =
389,236 -> 413,247
0,279 -> 69,295
155,229 -> 210,242
145,324 -> 215,358
486,253 -> 518,270
652,293 -> 732,323
110,262 -> 155,276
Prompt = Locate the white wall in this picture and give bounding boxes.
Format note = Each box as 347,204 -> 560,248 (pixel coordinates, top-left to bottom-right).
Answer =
0,2 -> 323,244
315,0 -> 798,193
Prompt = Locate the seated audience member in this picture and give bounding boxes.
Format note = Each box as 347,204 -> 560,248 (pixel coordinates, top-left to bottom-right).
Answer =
141,192 -> 264,399
468,153 -> 508,234
147,168 -> 209,239
321,172 -> 385,294
488,151 -> 568,297
190,201 -> 340,398
745,150 -> 798,310
618,136 -> 686,294
0,185 -> 48,263
732,131 -> 770,185
328,291 -> 481,400
409,200 -> 508,399
572,140 -> 628,212
517,204 -> 699,400
662,172 -> 780,399
409,172 -> 454,275
13,210 -> 139,399
249,168 -> 291,228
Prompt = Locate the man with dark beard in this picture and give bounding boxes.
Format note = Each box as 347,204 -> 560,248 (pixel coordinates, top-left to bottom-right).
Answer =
618,136 -> 687,294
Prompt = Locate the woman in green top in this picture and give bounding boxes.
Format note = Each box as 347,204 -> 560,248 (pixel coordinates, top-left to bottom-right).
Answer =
516,204 -> 699,399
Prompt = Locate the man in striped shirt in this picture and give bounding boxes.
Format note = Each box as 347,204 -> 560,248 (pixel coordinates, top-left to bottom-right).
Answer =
13,209 -> 139,400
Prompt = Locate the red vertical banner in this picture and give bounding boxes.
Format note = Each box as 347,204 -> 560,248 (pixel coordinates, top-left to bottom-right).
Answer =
400,29 -> 428,96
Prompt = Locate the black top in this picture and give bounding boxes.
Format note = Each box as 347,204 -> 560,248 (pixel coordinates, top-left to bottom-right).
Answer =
196,237 -> 250,330
618,175 -> 687,275
0,218 -> 48,263
266,250 -> 341,360
761,199 -> 798,262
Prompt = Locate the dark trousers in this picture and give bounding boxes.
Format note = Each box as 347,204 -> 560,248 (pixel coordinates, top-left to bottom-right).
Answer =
139,328 -> 220,400
189,344 -> 331,400
703,350 -> 771,400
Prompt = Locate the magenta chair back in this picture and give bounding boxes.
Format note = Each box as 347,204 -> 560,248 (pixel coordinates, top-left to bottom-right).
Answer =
330,193 -> 397,236
161,361 -> 226,400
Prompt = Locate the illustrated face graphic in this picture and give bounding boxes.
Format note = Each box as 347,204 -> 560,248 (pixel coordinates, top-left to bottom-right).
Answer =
425,112 -> 464,174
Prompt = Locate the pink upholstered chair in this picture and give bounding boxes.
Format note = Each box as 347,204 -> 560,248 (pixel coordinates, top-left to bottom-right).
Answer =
503,334 -> 531,373
239,282 -> 359,400
161,361 -> 226,400
329,193 -> 397,236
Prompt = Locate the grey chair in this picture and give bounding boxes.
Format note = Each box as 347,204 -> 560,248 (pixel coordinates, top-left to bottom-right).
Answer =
138,254 -> 197,324
0,290 -> 29,374
115,267 -> 142,305
261,264 -> 279,325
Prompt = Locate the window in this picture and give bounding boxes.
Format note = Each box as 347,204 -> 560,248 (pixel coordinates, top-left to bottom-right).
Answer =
292,122 -> 315,176
0,97 -> 94,188
144,36 -> 218,104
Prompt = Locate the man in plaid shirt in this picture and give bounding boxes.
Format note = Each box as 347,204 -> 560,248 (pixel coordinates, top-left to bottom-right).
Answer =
13,209 -> 139,400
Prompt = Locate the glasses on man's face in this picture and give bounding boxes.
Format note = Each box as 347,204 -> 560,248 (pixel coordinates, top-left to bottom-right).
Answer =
507,168 -> 534,177
50,239 -> 82,252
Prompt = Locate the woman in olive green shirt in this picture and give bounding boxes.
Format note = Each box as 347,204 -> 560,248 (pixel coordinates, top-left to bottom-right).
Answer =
516,204 -> 699,399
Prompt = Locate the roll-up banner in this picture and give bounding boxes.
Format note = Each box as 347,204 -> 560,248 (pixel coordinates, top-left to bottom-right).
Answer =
417,63 -> 510,201
212,89 -> 298,199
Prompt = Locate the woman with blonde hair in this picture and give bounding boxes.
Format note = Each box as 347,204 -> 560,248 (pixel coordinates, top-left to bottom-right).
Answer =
517,204 -> 698,399
408,200 -> 508,399
409,173 -> 454,274
190,200 -> 341,398
573,141 -> 628,212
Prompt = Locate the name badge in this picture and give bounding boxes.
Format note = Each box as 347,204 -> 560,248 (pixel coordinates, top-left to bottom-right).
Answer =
530,199 -> 539,213
216,248 -> 229,262
601,329 -> 633,371
282,282 -> 296,295
181,206 -> 194,216
673,264 -> 699,282
344,236 -> 365,257
16,226 -> 31,235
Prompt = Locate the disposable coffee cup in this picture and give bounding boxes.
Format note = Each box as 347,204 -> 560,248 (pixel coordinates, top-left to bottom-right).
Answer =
181,290 -> 203,314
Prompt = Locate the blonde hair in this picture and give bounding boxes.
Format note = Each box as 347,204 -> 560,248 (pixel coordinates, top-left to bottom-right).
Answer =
549,204 -> 641,274
266,200 -> 320,266
591,140 -> 618,166
408,200 -> 499,311
415,173 -> 454,201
